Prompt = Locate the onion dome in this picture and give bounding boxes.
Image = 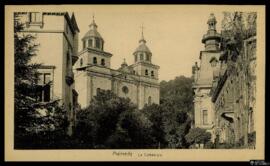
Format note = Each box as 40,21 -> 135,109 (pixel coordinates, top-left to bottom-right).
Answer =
134,31 -> 152,54
82,16 -> 103,41
133,25 -> 152,63
82,15 -> 104,51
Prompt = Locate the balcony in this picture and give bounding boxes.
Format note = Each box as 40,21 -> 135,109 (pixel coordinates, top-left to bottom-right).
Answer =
202,32 -> 221,43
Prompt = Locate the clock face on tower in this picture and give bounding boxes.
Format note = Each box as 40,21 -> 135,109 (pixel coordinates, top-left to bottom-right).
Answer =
122,86 -> 129,94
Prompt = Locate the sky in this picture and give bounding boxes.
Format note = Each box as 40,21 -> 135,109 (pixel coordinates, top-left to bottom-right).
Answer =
71,5 -> 224,81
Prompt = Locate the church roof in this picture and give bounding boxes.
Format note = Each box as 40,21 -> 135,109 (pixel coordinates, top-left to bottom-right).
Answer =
133,25 -> 152,54
134,43 -> 152,54
70,13 -> 80,32
82,17 -> 104,41
82,29 -> 103,40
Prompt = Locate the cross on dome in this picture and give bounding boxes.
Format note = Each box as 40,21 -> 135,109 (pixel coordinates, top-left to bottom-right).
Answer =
139,23 -> 146,43
89,13 -> 97,29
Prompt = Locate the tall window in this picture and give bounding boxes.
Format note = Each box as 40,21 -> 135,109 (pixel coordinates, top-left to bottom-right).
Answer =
101,59 -> 105,66
140,53 -> 144,60
135,55 -> 138,62
29,12 -> 42,23
95,38 -> 100,49
88,39 -> 93,47
93,57 -> 97,64
202,110 -> 208,125
146,54 -> 150,61
145,69 -> 148,76
151,71 -> 154,77
37,73 -> 51,102
148,96 -> 152,105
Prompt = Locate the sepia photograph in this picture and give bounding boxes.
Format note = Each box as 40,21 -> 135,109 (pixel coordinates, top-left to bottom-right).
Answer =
4,4 -> 265,161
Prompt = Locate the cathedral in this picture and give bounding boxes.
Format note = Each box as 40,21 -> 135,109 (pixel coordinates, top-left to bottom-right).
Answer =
74,17 -> 160,109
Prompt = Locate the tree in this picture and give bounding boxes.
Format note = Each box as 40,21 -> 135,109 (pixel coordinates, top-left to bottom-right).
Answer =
185,127 -> 211,147
153,76 -> 194,148
113,109 -> 155,148
141,104 -> 167,148
160,76 -> 194,114
221,12 -> 257,147
14,13 -> 41,143
14,13 -> 69,148
162,106 -> 191,148
75,90 -> 156,149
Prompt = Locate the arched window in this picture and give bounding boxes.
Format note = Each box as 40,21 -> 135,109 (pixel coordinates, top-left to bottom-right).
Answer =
101,42 -> 104,50
146,54 -> 150,61
93,57 -> 97,64
210,57 -> 218,67
80,58 -> 83,66
145,69 -> 148,76
88,39 -> 93,47
122,86 -> 129,94
148,96 -> 152,105
95,38 -> 100,49
202,110 -> 208,125
151,71 -> 154,77
135,54 -> 137,62
101,59 -> 105,66
140,53 -> 144,60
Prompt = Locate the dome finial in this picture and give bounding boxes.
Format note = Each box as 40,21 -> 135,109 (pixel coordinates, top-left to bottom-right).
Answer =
141,23 -> 144,39
139,23 -> 146,43
89,13 -> 97,29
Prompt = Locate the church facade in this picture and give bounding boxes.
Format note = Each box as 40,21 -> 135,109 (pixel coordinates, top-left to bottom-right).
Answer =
74,18 -> 160,109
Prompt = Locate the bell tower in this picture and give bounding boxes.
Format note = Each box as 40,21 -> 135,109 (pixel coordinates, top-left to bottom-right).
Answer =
131,25 -> 159,79
193,13 -> 222,142
202,13 -> 221,51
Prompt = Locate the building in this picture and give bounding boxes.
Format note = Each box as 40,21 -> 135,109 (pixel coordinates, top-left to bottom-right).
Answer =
192,13 -> 221,141
17,12 -> 80,135
193,12 -> 257,147
74,17 -> 160,109
211,34 -> 256,147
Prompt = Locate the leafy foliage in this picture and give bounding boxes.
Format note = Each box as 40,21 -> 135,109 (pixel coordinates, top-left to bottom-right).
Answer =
14,13 -> 69,148
160,76 -> 194,115
185,127 -> 211,145
75,87 -> 193,149
75,90 -> 155,149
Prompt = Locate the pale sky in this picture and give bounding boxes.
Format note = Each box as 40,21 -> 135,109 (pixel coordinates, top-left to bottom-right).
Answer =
72,5 -> 223,81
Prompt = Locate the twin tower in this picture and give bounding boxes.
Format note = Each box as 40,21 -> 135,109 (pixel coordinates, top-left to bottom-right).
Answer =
74,17 -> 160,109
